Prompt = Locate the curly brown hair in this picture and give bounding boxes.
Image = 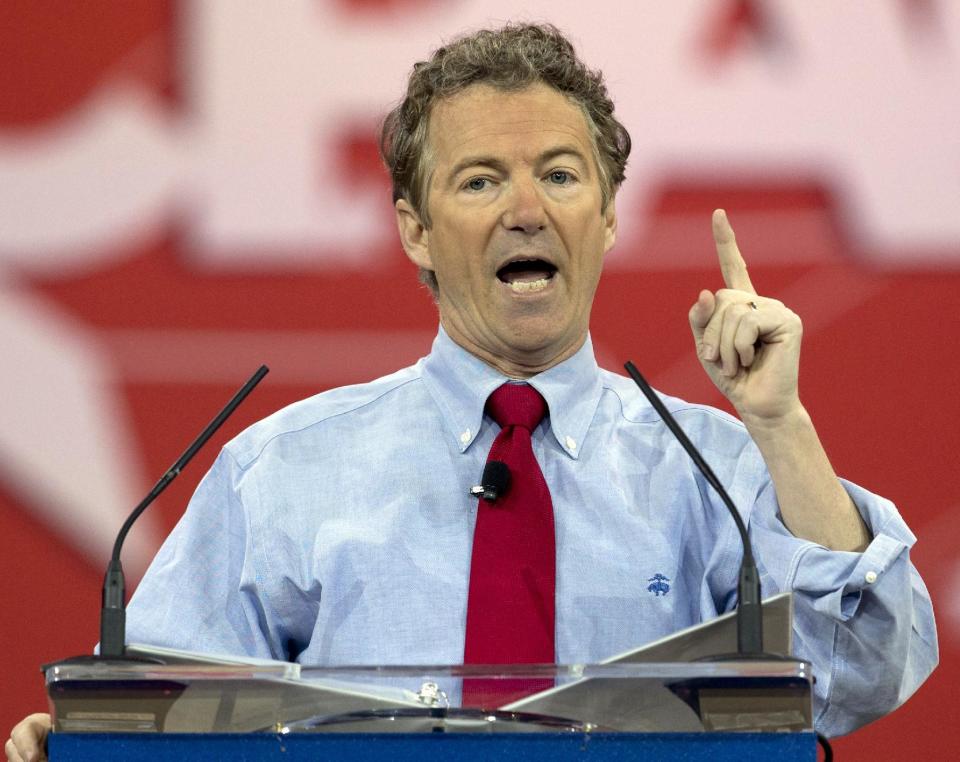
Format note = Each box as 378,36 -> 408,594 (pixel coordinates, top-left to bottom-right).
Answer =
380,23 -> 631,295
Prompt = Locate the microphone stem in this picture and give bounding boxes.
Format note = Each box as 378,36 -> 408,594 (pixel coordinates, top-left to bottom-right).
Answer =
99,364 -> 269,658
100,560 -> 126,658
624,361 -> 763,656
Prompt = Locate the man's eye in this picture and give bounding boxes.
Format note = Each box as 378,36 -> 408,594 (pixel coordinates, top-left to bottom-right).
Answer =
465,177 -> 490,191
547,170 -> 573,185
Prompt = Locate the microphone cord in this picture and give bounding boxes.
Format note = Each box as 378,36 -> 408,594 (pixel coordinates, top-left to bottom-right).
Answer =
816,732 -> 834,760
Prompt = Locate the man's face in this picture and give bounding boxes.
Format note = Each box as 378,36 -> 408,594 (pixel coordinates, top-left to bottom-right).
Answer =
396,82 -> 617,376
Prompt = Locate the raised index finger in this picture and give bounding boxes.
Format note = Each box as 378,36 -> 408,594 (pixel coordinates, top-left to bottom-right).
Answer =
712,209 -> 756,294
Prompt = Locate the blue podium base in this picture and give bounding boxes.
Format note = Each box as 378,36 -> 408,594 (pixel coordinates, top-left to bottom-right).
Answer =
50,731 -> 816,761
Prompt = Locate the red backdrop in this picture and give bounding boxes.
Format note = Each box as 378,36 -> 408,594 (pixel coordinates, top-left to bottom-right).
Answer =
1,2 -> 957,756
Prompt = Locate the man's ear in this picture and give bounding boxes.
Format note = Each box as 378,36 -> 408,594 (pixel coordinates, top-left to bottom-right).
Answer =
602,197 -> 618,255
395,199 -> 432,269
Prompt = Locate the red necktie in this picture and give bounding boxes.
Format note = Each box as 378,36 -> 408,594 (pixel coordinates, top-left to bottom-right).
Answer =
463,383 -> 556,706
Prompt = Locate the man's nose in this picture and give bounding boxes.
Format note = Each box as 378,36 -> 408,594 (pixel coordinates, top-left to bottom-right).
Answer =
501,178 -> 547,233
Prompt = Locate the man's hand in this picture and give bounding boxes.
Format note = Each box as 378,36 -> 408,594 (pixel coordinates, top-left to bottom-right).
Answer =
5,714 -> 50,762
689,209 -> 804,426
688,209 -> 870,552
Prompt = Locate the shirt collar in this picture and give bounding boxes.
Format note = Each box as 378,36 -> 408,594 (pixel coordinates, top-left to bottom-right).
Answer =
421,327 -> 603,459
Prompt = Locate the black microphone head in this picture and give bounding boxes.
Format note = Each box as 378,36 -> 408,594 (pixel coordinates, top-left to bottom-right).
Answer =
480,460 -> 511,502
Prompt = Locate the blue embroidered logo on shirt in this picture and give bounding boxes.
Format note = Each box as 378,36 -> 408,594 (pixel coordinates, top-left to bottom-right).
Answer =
647,574 -> 670,597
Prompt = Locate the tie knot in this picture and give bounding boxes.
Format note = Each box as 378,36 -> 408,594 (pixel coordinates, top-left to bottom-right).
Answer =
486,383 -> 547,432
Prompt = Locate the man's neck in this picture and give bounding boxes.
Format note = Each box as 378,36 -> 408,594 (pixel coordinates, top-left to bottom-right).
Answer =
440,323 -> 587,379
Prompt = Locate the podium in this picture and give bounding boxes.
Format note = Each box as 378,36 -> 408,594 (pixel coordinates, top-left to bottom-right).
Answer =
44,594 -> 815,759
44,659 -> 816,760
48,730 -> 814,761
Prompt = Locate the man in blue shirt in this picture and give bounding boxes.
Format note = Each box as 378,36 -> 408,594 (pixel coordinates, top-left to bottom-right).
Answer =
6,22 -> 937,761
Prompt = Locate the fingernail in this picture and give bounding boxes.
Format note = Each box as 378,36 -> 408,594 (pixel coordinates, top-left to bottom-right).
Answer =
700,344 -> 716,361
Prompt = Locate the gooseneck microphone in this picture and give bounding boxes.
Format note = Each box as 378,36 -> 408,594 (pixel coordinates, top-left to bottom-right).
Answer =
624,361 -> 764,656
98,365 -> 269,658
469,460 -> 511,502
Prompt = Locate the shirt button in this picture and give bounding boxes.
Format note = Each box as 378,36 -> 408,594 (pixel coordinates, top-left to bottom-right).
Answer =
865,571 -> 878,584
459,429 -> 471,445
565,436 -> 577,451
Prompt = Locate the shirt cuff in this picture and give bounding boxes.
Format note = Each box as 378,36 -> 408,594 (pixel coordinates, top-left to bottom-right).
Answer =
754,478 -> 915,622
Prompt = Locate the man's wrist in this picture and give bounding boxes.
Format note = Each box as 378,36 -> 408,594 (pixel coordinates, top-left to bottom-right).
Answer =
739,400 -> 811,442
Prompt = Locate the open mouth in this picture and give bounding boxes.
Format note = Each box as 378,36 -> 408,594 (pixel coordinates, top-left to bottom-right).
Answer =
496,259 -> 558,293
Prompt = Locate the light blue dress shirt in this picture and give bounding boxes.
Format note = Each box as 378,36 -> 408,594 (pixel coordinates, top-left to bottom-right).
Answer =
126,328 -> 937,737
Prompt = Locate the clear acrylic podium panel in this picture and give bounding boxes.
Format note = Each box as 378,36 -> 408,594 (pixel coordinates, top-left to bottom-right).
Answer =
45,660 -> 813,735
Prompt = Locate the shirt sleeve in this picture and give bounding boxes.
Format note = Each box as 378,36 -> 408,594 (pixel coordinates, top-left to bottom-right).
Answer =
124,449 -> 284,660
748,477 -> 939,738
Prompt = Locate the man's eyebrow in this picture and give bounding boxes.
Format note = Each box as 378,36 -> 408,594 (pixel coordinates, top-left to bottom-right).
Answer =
446,155 -> 509,182
538,145 -> 591,167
